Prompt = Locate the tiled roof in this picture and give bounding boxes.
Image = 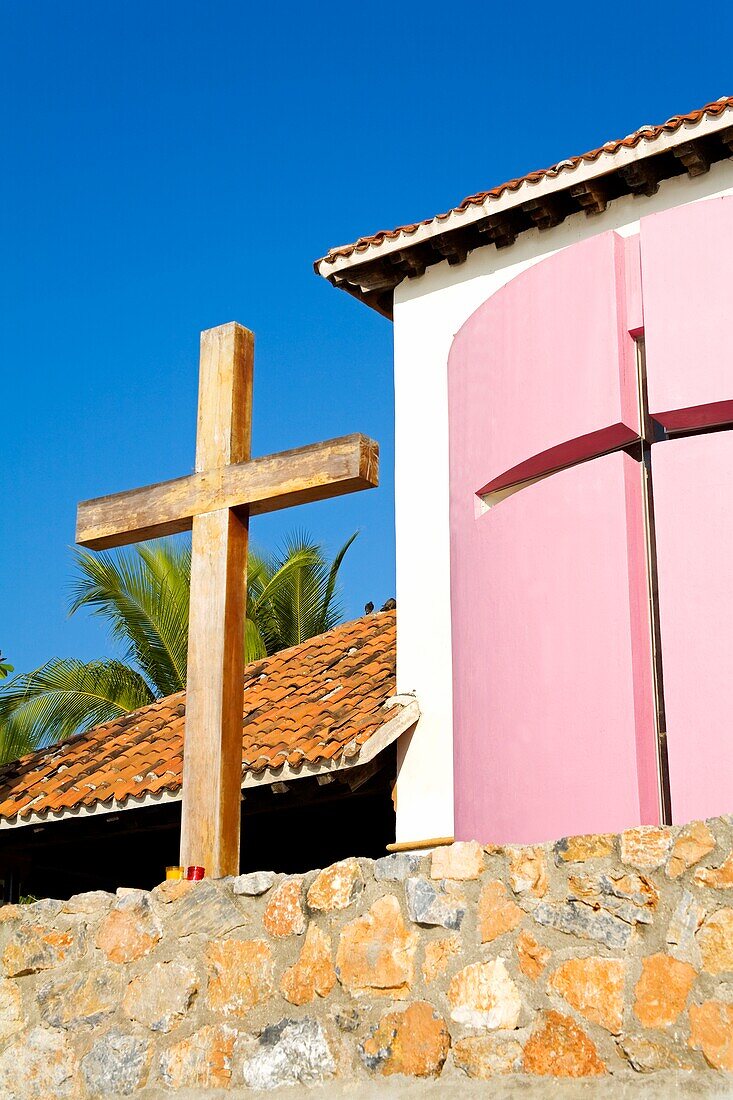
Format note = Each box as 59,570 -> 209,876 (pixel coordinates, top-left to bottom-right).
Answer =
315,96 -> 733,317
0,612 -> 413,829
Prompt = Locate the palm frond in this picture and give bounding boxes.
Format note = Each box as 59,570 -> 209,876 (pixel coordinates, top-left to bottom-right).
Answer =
0,659 -> 155,763
69,540 -> 190,696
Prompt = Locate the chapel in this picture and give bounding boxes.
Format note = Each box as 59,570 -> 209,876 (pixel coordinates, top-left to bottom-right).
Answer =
316,94 -> 733,850
2,95 -> 733,897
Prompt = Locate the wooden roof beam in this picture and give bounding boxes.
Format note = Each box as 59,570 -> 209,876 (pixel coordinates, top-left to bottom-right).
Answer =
672,140 -> 711,177
619,160 -> 660,196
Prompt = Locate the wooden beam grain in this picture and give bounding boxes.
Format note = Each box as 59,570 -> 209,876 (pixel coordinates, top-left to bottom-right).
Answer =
179,322 -> 253,878
76,434 -> 379,549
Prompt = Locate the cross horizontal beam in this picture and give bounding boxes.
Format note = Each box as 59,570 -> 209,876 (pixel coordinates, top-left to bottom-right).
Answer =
76,433 -> 379,550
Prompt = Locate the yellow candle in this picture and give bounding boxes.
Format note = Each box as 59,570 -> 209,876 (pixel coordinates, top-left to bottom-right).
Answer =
166,865 -> 184,881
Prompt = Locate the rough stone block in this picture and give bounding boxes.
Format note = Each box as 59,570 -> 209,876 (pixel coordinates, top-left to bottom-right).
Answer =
522,1010 -> 606,1077
241,1018 -> 335,1089
81,1029 -> 150,1096
307,858 -> 363,911
696,907 -> 733,974
689,1000 -> 733,1071
206,938 -> 274,1016
430,841 -> 484,881
361,1001 -> 450,1077
336,894 -> 417,998
478,879 -> 523,942
232,871 -> 275,896
447,958 -> 521,1029
38,968 -> 121,1028
405,877 -> 465,930
280,924 -> 336,1006
159,1023 -> 238,1090
263,878 -> 306,937
453,1035 -> 523,1078
666,820 -> 716,878
122,956 -> 198,1031
548,957 -> 626,1033
633,953 -> 697,1028
374,852 -> 421,882
533,900 -> 632,949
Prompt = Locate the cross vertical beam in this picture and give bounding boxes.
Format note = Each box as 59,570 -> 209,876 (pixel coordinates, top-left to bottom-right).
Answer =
179,323 -> 253,876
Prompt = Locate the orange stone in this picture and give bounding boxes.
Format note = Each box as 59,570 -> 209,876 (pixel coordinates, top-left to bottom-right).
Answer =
694,851 -> 733,890
478,880 -> 524,943
508,846 -> 548,897
2,924 -> 74,977
263,878 -> 306,938
361,1001 -> 450,1077
516,929 -> 550,981
697,908 -> 733,974
620,826 -> 673,870
689,1000 -> 733,1071
554,834 -> 615,863
96,903 -> 161,964
447,959 -> 521,1029
548,957 -> 626,1033
205,938 -> 274,1017
430,841 -> 484,881
280,924 -> 336,1006
159,1024 -> 238,1089
306,858 -> 363,911
422,936 -> 461,984
523,1011 -> 606,1077
633,953 -> 696,1028
336,895 -> 418,999
666,821 -> 716,878
453,1036 -> 523,1078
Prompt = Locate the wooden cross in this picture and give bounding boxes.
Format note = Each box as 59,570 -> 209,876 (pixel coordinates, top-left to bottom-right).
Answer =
76,322 -> 379,877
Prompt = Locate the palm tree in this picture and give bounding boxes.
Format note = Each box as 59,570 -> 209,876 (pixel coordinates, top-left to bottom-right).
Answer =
0,531 -> 356,764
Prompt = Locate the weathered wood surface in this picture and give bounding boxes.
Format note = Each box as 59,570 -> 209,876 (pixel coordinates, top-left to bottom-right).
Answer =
76,319 -> 379,879
76,434 -> 379,549
179,323 -> 253,878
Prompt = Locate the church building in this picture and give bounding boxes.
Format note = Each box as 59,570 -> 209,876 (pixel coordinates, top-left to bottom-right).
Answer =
2,96 -> 732,897
316,95 -> 733,850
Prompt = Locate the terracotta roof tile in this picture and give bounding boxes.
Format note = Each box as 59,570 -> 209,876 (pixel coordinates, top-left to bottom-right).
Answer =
316,97 -> 733,269
0,612 -> 403,825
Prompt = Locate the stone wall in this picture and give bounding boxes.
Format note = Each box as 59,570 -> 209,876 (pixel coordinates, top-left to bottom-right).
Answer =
0,820 -> 732,1096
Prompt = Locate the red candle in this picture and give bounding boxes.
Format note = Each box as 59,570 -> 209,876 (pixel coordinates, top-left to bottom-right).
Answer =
185,865 -> 205,881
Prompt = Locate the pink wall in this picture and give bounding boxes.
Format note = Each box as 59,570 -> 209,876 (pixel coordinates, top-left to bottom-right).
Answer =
460,233 -> 640,496
448,232 -> 659,844
641,197 -> 733,431
652,432 -> 733,823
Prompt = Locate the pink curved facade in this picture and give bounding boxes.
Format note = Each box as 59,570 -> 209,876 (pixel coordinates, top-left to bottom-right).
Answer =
448,198 -> 733,843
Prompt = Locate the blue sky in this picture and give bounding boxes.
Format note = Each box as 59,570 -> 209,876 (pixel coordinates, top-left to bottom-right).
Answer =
2,1 -> 731,673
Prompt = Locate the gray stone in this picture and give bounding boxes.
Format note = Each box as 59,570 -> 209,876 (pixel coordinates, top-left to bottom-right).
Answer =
38,968 -> 122,1028
618,1035 -> 692,1073
62,890 -> 114,914
163,878 -> 248,939
0,1025 -> 76,1098
374,853 -> 421,882
82,1028 -> 149,1095
241,1018 -> 335,1089
533,900 -> 632,949
232,871 -> 275,896
568,873 -> 656,926
405,877 -> 465,930
666,889 -> 704,967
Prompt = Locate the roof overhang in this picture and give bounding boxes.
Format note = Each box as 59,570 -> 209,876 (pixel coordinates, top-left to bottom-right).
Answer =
0,697 -> 419,832
314,98 -> 733,319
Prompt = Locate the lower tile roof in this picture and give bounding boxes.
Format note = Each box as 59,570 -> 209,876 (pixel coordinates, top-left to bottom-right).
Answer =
0,611 -> 414,829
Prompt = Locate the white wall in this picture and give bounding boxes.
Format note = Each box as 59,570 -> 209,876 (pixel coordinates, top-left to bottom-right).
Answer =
392,162 -> 733,847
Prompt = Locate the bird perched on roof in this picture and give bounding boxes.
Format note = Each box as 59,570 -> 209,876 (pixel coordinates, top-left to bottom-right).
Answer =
380,598 -> 396,612
364,601 -> 374,615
